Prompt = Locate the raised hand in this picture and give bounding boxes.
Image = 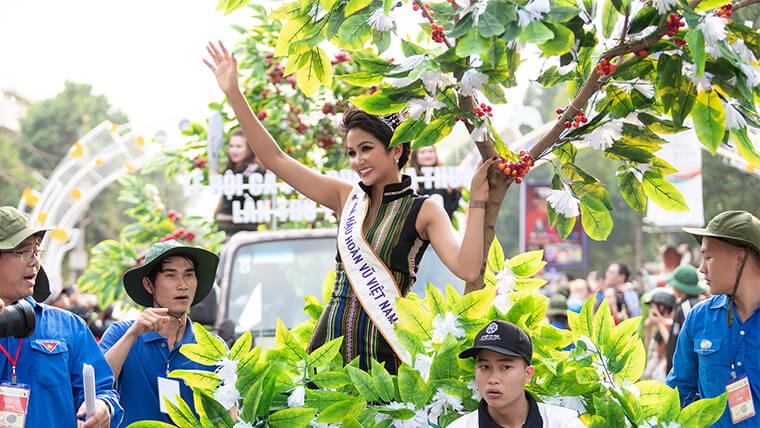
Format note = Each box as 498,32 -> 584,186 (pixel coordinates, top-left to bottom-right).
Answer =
204,41 -> 240,95
129,307 -> 170,337
469,156 -> 499,202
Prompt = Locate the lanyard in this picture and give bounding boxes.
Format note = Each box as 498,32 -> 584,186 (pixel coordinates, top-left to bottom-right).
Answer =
727,305 -> 757,379
0,339 -> 24,385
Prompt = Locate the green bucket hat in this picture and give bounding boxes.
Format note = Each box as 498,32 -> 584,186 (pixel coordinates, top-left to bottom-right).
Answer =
665,265 -> 705,296
682,210 -> 760,255
546,294 -> 568,316
122,240 -> 219,308
0,206 -> 52,302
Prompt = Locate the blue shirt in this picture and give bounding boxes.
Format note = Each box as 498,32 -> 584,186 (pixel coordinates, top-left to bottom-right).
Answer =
666,295 -> 760,427
0,298 -> 123,427
99,319 -> 218,426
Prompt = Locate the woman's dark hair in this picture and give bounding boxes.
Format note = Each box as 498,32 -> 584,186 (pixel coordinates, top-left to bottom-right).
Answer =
340,108 -> 410,170
409,146 -> 442,175
225,128 -> 256,173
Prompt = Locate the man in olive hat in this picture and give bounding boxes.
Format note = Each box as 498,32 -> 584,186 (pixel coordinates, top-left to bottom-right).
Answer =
99,239 -> 226,425
0,206 -> 122,427
663,265 -> 705,373
667,210 -> 760,427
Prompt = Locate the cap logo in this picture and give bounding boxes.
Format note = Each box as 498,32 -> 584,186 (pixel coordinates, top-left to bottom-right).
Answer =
486,323 -> 498,334
700,339 -> 712,349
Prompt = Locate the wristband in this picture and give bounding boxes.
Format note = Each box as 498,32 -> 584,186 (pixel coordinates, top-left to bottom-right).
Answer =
469,200 -> 486,209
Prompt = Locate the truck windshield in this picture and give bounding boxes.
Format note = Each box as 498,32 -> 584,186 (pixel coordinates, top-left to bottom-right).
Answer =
226,237 -> 464,336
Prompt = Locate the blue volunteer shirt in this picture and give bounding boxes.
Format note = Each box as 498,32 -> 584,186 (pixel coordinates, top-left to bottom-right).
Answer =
666,294 -> 760,427
99,319 -> 218,426
0,298 -> 123,427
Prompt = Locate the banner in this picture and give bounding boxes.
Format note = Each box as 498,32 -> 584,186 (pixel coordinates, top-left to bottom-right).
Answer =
520,181 -> 586,268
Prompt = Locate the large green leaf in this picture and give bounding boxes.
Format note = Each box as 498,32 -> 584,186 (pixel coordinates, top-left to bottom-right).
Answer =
346,365 -> 381,402
733,128 -> 760,168
487,238 -> 506,273
508,250 -> 546,277
601,0 -> 618,39
430,335 -> 460,381
616,169 -> 646,213
296,48 -> 333,96
520,21 -> 554,44
307,336 -> 343,367
338,72 -> 385,87
539,24 -> 575,56
390,118 -> 425,147
692,90 -> 725,154
412,115 -> 456,149
636,380 -> 680,422
164,397 -> 199,428
167,369 -> 222,392
274,16 -> 312,57
345,0 -> 372,16
642,171 -> 689,211
275,318 -> 307,360
451,288 -> 495,319
423,281 -> 449,315
397,297 -> 433,340
478,1 -> 511,37
270,408 -> 318,428
677,393 -> 727,427
336,14 -> 372,50
580,203 -> 613,241
605,86 -> 634,118
198,390 -> 235,427
371,359 -> 396,402
349,92 -> 407,114
686,29 -> 706,77
456,31 -> 491,57
656,54 -> 682,113
671,79 -> 697,128
398,365 -> 430,408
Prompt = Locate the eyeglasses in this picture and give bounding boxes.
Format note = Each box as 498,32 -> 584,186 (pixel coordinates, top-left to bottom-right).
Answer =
2,248 -> 44,264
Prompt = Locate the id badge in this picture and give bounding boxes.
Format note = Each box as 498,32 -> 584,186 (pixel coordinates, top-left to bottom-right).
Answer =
157,376 -> 181,414
726,374 -> 756,424
0,382 -> 30,428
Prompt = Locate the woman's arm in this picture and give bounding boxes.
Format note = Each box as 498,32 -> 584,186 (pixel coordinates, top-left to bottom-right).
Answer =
416,158 -> 497,282
204,42 -> 352,213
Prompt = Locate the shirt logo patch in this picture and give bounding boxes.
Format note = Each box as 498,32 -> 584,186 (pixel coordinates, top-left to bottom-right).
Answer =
486,323 -> 498,334
700,339 -> 712,349
37,340 -> 59,352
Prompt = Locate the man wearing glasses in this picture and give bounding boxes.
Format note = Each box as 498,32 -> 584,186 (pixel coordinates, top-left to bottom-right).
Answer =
0,206 -> 122,427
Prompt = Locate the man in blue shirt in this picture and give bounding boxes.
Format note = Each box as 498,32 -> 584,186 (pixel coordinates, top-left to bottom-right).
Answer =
0,206 -> 122,427
99,239 -> 224,425
667,210 -> 760,427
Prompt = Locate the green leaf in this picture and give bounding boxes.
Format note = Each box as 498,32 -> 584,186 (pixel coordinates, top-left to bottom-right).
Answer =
423,282 -> 449,315
733,128 -> 760,168
184,323 -> 226,363
317,396 -> 366,423
167,369 -> 222,391
177,344 -> 220,366
430,335 -> 460,381
671,79 -> 697,128
349,92 -> 407,115
412,115 -> 456,149
345,0 -> 372,16
692,90 -> 725,154
451,288 -> 495,319
593,300 -> 614,349
311,370 -> 352,389
346,365 -> 381,402
637,380 -> 680,421
555,209 -> 577,239
456,31 -> 491,57
657,54 -> 682,113
270,408 -> 318,428
390,118 -> 425,147
487,238 -> 506,273
686,29 -> 706,77
677,393 -> 727,427
371,359 -> 396,402
336,14 -> 372,50
539,24 -> 575,56
616,169 -> 646,213
338,71 -> 385,87
275,318 -> 307,360
274,16 -> 312,57
398,365 -> 429,408
642,171 -> 689,211
617,340 -> 646,381
601,0 -> 618,39
198,390 -> 235,427
164,396 -> 199,428
477,1 -> 510,37
397,297 -> 433,340
447,12 -> 474,38
521,21 -> 554,44
229,331 -> 252,361
507,250 -> 546,277
580,203 -> 613,241
575,181 -> 614,211
481,83 -> 507,104
307,336 -> 343,367
296,48 -> 333,96
605,86 -> 634,118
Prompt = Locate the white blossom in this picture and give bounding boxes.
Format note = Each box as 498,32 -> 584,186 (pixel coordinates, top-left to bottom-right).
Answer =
705,43 -> 723,60
375,402 -> 428,428
215,357 -> 239,385
460,69 -> 489,97
538,395 -> 587,415
407,95 -> 445,124
546,187 -> 581,218
426,389 -> 464,419
724,102 -> 747,130
652,0 -> 677,14
414,353 -> 434,382
612,80 -> 654,98
431,312 -> 466,343
419,70 -> 457,94
731,40 -> 758,64
683,63 -> 714,91
214,382 -> 241,410
557,61 -> 577,75
287,385 -> 306,408
739,63 -> 760,88
585,121 -> 623,151
386,77 -> 416,88
517,0 -> 551,28
467,379 -> 482,401
394,55 -> 427,72
622,112 -> 645,128
233,422 -> 255,428
492,264 -> 516,313
699,15 -> 727,46
367,8 -> 394,32
310,417 -> 341,428
470,122 -> 490,142
492,291 -> 513,313
625,162 -> 651,183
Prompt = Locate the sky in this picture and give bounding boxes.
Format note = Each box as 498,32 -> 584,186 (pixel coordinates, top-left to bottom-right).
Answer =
0,1 -> 248,142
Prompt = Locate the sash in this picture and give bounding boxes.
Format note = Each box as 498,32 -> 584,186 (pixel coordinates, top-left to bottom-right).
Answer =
337,186 -> 412,366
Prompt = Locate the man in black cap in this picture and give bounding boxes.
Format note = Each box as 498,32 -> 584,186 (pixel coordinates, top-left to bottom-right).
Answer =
667,210 -> 760,427
450,320 -> 584,428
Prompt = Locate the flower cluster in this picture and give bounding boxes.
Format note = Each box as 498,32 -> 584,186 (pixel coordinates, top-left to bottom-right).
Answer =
474,103 -> 493,118
496,151 -> 532,184
431,24 -> 445,43
715,2 -> 732,17
596,58 -> 616,77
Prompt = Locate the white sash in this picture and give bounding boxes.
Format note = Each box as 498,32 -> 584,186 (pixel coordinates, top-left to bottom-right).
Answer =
337,186 -> 412,366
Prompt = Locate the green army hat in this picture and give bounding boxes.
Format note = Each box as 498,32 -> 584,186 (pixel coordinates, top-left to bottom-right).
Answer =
0,206 -> 52,302
122,240 -> 219,307
665,265 -> 705,296
682,210 -> 760,255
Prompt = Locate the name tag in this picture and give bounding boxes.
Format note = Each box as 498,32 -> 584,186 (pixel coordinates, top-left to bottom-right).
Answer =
726,374 -> 756,424
157,377 -> 181,414
0,383 -> 30,428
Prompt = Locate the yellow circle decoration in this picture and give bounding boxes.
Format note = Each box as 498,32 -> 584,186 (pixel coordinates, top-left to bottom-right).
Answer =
95,158 -> 103,166
136,136 -> 145,147
71,188 -> 82,199
37,213 -> 47,224
109,123 -> 119,133
50,228 -> 68,242
22,189 -> 38,206
124,161 -> 135,173
69,142 -> 84,158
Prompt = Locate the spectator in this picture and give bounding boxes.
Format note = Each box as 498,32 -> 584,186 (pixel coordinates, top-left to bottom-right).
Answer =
667,210 -> 760,427
567,279 -> 590,313
0,206 -> 122,427
450,320 -> 585,427
642,289 -> 676,383
546,295 -> 569,329
586,270 -> 604,304
664,265 -> 706,373
99,239 -> 230,425
409,146 -> 462,219
604,262 -> 641,319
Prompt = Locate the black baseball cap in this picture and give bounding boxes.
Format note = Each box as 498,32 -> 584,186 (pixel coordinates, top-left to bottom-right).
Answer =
459,320 -> 533,365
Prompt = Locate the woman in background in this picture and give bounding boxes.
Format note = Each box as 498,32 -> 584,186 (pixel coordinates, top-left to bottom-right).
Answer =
409,146 -> 462,219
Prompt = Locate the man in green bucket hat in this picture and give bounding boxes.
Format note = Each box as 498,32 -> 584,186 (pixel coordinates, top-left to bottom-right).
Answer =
98,239 -> 231,425
667,210 -> 760,427
663,265 -> 705,373
0,206 -> 123,427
